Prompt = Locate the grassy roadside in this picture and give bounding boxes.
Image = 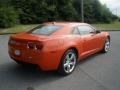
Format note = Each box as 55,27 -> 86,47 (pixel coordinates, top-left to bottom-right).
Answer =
92,22 -> 120,30
0,22 -> 120,34
0,24 -> 39,34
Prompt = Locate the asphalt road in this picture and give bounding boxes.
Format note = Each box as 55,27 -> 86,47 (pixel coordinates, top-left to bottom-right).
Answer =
0,31 -> 120,90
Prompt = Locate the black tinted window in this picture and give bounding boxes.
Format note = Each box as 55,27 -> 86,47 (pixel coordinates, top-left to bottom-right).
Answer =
28,25 -> 62,35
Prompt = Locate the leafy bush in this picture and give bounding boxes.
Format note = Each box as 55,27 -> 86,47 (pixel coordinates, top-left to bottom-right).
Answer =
0,6 -> 19,28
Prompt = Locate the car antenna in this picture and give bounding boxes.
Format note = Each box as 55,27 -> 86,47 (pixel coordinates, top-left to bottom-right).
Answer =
52,22 -> 56,25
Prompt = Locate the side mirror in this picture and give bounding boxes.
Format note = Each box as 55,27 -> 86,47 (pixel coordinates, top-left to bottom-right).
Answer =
95,30 -> 101,34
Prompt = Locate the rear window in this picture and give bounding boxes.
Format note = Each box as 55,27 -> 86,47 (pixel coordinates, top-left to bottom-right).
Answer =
28,25 -> 62,35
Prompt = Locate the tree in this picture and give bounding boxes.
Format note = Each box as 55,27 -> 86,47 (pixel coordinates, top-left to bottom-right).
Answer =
0,0 -> 118,28
57,0 -> 80,21
0,6 -> 19,28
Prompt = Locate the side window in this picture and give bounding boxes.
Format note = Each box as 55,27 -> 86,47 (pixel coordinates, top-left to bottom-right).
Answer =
77,25 -> 95,35
72,27 -> 80,35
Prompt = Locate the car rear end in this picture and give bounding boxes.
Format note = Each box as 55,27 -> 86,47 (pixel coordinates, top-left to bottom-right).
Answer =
8,24 -> 65,71
8,35 -> 45,65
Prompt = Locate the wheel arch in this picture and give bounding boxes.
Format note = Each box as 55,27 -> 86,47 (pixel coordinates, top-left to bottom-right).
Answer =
57,46 -> 79,75
107,35 -> 110,41
62,46 -> 79,60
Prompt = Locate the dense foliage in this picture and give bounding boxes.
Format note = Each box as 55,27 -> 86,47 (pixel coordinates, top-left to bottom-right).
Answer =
0,6 -> 19,28
0,0 -> 118,28
0,1 -> 19,28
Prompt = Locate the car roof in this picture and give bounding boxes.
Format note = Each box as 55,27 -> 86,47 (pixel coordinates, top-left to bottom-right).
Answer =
43,21 -> 89,27
40,22 -> 91,36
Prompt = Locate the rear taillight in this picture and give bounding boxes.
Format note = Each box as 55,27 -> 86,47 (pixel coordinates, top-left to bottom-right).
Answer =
27,42 -> 43,50
35,43 -> 43,50
8,39 -> 17,45
27,43 -> 34,49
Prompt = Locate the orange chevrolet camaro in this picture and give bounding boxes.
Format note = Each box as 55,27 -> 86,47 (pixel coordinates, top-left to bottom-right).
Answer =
8,22 -> 110,75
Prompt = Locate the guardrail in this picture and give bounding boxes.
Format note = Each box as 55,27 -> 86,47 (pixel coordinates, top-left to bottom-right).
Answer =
100,29 -> 120,31
0,33 -> 17,35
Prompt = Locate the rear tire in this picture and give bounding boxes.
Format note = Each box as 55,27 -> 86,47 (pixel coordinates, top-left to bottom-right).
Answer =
58,49 -> 77,76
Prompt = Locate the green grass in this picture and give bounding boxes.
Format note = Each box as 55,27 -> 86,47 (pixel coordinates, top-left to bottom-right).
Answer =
0,24 -> 39,34
92,22 -> 120,30
0,22 -> 120,34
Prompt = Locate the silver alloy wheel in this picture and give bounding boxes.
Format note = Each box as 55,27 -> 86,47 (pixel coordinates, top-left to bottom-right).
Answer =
105,40 -> 110,52
63,52 -> 76,73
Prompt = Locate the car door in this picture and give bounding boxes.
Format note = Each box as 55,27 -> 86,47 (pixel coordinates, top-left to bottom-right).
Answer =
77,25 -> 99,55
88,25 -> 104,49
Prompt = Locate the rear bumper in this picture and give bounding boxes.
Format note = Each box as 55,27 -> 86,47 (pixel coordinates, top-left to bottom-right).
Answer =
8,45 -> 63,71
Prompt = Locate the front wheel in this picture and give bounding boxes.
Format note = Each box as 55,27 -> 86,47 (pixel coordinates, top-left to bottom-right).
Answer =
58,49 -> 77,75
101,38 -> 110,53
